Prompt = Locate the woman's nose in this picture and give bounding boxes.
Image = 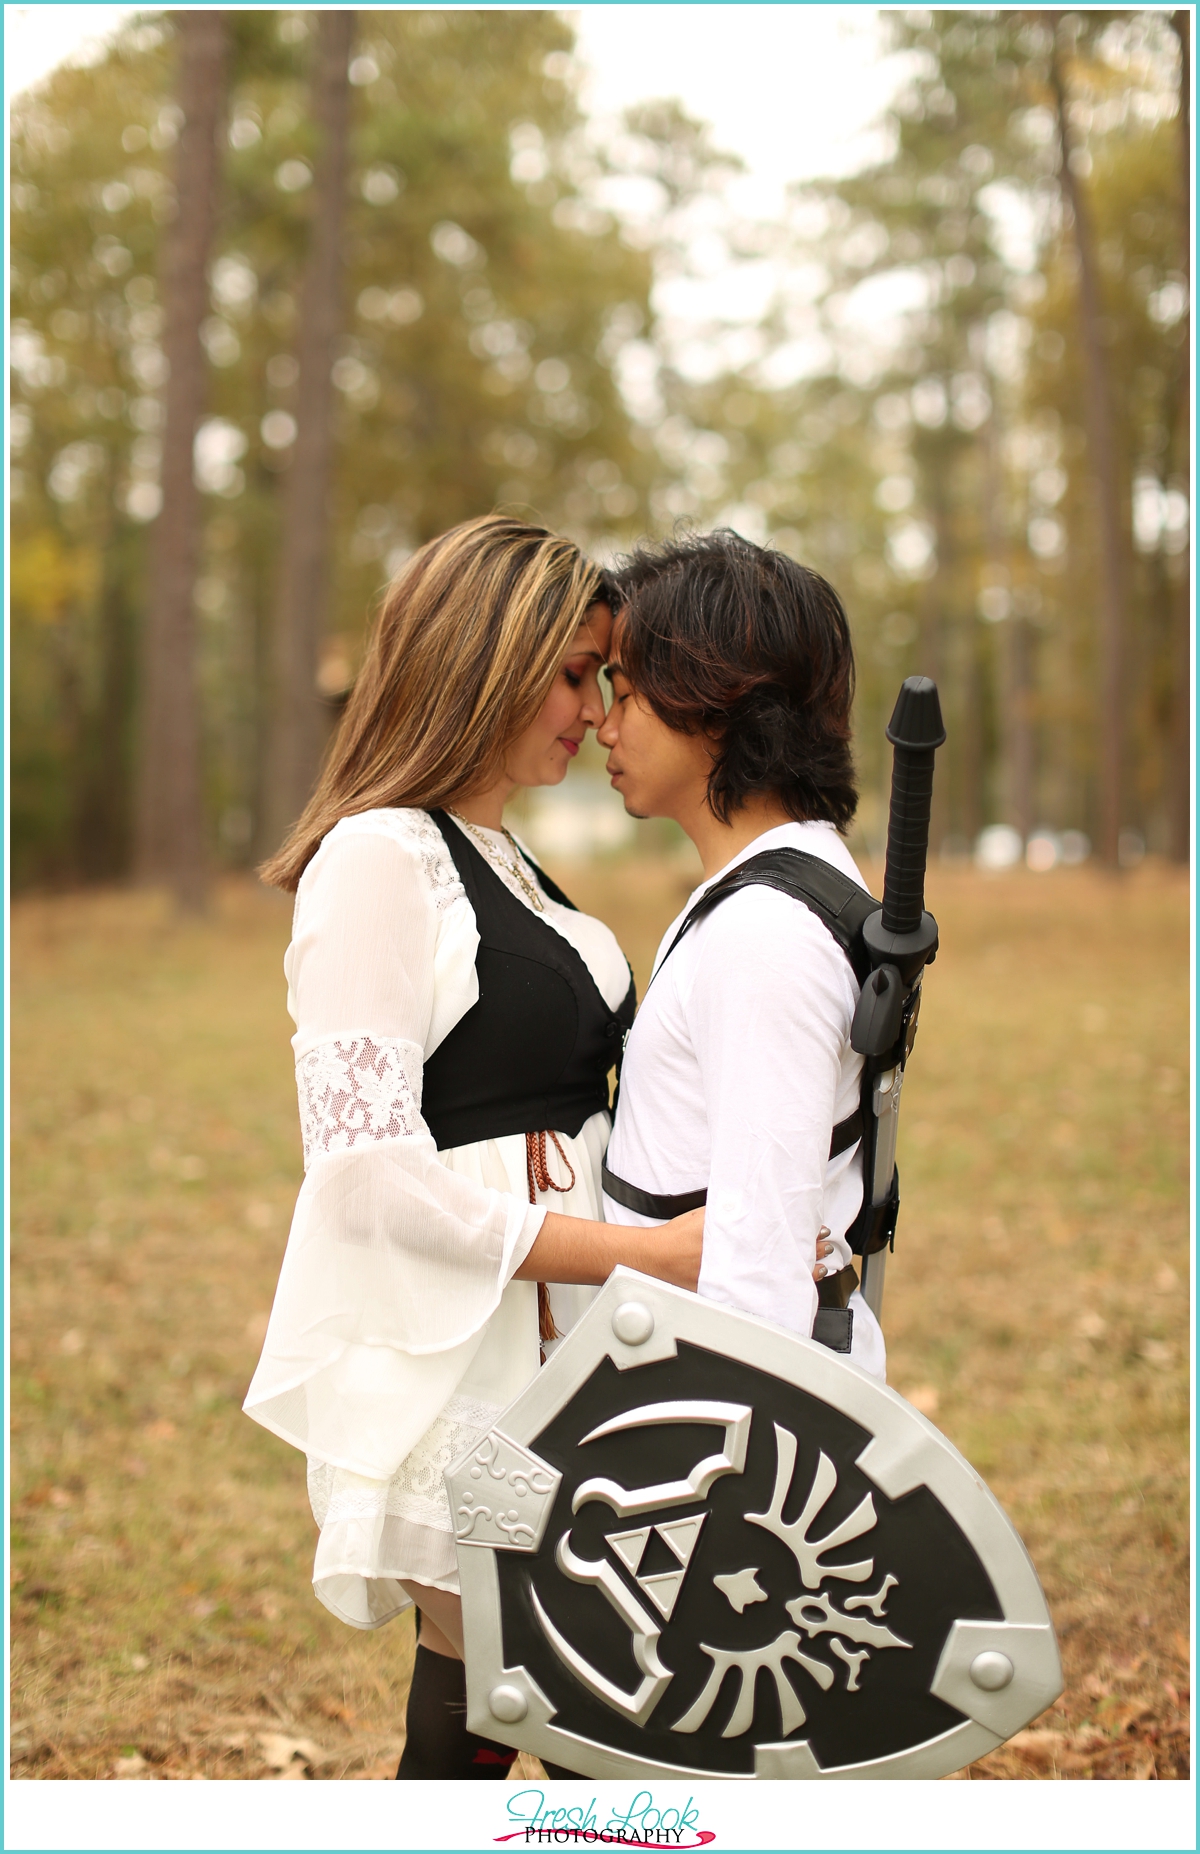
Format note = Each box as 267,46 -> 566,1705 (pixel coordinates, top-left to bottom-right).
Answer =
581,679 -> 608,729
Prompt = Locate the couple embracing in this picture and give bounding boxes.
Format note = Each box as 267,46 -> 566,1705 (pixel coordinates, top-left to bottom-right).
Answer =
244,513 -> 884,1780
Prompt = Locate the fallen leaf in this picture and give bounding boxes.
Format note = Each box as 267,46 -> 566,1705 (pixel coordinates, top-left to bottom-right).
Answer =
904,1384 -> 939,1417
113,1752 -> 147,1778
1005,1728 -> 1065,1767
257,1731 -> 324,1771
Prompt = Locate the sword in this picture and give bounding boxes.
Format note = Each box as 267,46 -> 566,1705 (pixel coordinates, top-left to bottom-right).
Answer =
852,677 -> 946,1323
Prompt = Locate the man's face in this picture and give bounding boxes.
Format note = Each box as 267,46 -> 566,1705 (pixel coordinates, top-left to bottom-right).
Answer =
597,615 -> 714,823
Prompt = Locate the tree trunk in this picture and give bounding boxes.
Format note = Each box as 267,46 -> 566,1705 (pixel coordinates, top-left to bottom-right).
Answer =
1007,617 -> 1035,840
918,459 -> 950,856
978,377 -> 1034,841
959,614 -> 984,847
1167,10 -> 1191,865
263,10 -> 355,854
79,505 -> 138,879
135,10 -> 228,911
1049,26 -> 1129,869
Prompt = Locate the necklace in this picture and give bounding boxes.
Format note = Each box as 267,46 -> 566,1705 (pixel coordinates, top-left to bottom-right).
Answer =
448,811 -> 545,912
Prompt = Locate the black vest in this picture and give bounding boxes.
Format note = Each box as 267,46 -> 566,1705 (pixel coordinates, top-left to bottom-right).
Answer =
420,812 -> 636,1151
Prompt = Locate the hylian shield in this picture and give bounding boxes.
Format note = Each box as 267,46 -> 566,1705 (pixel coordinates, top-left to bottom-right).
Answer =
445,1269 -> 1061,1781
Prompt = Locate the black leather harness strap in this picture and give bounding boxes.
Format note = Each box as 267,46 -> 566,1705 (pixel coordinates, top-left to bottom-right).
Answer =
602,848 -> 876,1224
648,847 -> 878,990
601,847 -> 883,1354
600,1104 -> 863,1220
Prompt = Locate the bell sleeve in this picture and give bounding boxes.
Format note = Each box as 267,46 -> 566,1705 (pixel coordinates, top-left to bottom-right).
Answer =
243,819 -> 546,1479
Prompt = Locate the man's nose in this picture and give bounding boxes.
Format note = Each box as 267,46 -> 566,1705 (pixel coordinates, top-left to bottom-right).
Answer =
596,705 -> 617,746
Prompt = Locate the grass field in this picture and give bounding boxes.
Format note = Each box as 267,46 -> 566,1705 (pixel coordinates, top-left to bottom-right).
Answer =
10,855 -> 1191,1781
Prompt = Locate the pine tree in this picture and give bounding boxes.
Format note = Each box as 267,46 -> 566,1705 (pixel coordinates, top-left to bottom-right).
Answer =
135,10 -> 229,909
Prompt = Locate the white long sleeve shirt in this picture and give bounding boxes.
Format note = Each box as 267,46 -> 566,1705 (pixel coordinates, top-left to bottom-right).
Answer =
603,820 -> 885,1378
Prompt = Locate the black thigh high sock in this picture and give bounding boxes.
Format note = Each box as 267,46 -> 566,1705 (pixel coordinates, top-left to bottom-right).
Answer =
395,1643 -> 520,1780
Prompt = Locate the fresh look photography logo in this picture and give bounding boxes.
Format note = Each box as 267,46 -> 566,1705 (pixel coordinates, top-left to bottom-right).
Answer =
496,1788 -> 715,1848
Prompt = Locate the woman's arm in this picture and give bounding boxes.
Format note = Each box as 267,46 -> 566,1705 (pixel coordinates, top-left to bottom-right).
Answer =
514,1207 -> 703,1293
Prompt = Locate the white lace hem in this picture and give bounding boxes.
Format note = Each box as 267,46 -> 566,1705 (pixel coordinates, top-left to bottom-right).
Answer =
307,1389 -> 500,1532
307,1389 -> 500,1628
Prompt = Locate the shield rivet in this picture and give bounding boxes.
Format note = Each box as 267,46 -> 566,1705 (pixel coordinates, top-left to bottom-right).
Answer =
612,1302 -> 655,1345
488,1683 -> 528,1723
969,1650 -> 1014,1691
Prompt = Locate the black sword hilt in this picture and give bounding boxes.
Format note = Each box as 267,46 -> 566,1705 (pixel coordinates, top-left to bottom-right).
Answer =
882,677 -> 945,933
853,678 -> 945,1055
861,677 -> 945,989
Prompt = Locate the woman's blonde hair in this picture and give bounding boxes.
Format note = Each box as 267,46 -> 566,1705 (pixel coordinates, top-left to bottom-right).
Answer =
260,513 -> 611,892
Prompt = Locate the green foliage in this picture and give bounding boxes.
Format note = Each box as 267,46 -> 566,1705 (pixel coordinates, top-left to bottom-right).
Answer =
678,12 -> 1183,853
9,8 -> 1188,884
10,10 -> 668,882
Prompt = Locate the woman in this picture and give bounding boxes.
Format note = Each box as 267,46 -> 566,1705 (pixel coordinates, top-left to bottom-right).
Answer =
245,515 -> 702,1780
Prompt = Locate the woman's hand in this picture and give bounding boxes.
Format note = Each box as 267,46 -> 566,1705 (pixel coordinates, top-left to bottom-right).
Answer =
643,1206 -> 703,1293
813,1224 -> 834,1284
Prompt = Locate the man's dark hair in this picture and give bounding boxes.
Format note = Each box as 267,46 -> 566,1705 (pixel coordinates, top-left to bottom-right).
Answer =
614,530 -> 858,829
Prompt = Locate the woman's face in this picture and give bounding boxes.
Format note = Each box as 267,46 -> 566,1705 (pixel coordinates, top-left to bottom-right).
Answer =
504,603 -> 613,789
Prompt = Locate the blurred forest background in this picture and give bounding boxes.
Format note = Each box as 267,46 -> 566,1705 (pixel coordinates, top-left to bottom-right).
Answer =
9,7 -> 1191,1788
9,6 -> 1191,903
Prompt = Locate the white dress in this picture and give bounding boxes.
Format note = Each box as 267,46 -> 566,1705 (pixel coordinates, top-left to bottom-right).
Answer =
243,808 -> 630,1630
603,820 -> 886,1381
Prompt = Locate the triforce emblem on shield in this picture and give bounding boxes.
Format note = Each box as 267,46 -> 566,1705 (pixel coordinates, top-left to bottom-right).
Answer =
445,1270 -> 1062,1781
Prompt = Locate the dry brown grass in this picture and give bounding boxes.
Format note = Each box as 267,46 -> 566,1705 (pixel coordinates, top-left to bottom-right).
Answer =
10,857 -> 1190,1781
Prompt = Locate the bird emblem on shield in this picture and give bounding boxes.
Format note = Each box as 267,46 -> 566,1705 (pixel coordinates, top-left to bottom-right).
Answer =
445,1270 -> 1061,1781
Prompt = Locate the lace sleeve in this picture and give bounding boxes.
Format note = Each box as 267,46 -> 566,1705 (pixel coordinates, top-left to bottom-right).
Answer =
244,817 -> 546,1479
296,1034 -> 423,1169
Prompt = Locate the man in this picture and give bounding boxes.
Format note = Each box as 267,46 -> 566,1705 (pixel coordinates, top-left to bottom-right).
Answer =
597,530 -> 885,1378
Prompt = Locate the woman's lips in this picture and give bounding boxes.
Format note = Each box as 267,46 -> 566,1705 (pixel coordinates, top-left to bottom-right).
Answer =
559,737 -> 580,757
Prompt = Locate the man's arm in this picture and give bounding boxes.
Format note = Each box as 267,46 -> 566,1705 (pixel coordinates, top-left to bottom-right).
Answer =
682,885 -> 861,1339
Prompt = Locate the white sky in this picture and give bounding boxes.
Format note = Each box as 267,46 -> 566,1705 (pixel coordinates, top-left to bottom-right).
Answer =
6,5 -> 910,379
571,5 -> 901,211
7,4 -> 902,157
7,5 -> 903,200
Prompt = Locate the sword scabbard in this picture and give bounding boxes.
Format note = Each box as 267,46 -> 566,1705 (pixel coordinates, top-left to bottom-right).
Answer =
855,678 -> 946,1323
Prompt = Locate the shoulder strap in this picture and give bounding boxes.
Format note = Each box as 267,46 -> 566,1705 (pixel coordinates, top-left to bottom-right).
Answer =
652,848 -> 879,988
